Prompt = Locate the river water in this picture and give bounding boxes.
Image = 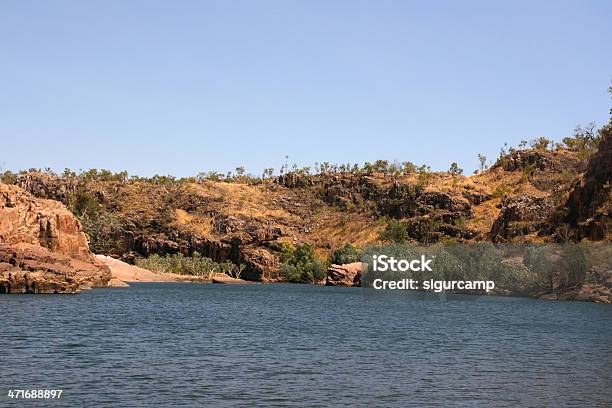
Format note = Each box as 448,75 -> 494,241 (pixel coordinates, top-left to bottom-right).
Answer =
1,283 -> 610,407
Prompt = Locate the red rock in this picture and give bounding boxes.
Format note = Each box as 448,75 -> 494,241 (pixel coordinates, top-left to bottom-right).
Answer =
0,183 -> 110,293
326,262 -> 363,287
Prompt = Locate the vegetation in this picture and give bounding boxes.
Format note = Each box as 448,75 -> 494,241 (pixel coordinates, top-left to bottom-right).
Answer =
136,252 -> 245,279
361,242 -> 600,294
448,162 -> 463,176
1,101 -> 608,288
329,244 -> 361,265
477,154 -> 487,173
280,243 -> 327,283
379,220 -> 408,244
530,136 -> 552,151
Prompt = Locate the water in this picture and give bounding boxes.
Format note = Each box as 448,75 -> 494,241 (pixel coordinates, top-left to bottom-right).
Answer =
1,283 -> 610,407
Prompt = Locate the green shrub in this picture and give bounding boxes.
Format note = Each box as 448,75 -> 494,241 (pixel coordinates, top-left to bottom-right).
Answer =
136,252 -> 245,279
329,244 -> 361,265
280,243 -> 327,283
379,220 -> 408,244
68,189 -> 100,218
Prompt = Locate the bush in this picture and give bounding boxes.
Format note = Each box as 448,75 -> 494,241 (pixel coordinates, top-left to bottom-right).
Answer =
1,171 -> 17,184
280,243 -> 327,283
136,252 -> 245,279
80,212 -> 122,254
69,189 -> 100,218
329,244 -> 361,265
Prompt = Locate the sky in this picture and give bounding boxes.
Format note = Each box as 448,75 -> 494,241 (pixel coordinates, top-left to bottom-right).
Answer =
1,0 -> 611,177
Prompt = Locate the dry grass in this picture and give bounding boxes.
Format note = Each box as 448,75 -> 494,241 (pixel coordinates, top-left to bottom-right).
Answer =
313,212 -> 384,249
189,182 -> 298,222
174,209 -> 214,236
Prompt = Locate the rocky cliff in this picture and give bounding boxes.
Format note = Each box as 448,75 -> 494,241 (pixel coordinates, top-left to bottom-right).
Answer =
4,139 -> 610,287
563,124 -> 611,240
0,183 -> 111,293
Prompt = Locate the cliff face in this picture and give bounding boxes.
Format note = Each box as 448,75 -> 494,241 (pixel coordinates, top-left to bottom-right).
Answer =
563,126 -> 611,240
0,183 -> 111,293
6,144 -> 610,284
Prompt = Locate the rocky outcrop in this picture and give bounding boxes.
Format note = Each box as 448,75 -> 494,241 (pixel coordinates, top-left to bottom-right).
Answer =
0,183 -> 110,293
493,148 -> 582,173
562,127 -> 611,240
238,246 -> 278,281
1,183 -> 91,259
491,195 -> 554,242
326,262 -> 363,286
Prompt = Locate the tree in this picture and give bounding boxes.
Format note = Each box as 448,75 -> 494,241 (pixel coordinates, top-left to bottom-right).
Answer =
262,168 -> 274,179
477,154 -> 487,173
448,162 -> 463,176
280,243 -> 327,283
530,136 -> 551,151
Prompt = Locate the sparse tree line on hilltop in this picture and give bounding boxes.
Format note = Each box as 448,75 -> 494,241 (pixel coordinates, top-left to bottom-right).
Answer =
2,119 -> 604,189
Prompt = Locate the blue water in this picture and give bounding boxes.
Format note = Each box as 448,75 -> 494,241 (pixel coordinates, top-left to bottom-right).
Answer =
0,283 -> 610,407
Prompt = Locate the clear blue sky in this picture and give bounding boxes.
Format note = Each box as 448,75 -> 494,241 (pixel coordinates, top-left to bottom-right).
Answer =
1,0 -> 610,176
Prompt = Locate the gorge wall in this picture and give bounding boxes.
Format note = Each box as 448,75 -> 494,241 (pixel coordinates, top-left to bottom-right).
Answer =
4,133 -> 610,289
0,183 -> 111,293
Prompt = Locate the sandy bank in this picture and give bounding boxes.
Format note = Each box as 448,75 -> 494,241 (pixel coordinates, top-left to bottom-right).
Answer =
212,275 -> 254,284
95,255 -> 209,286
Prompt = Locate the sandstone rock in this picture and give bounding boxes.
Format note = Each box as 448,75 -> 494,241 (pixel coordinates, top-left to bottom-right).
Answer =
326,262 -> 363,287
96,254 -> 206,283
108,277 -> 130,287
0,183 -> 91,259
212,275 -> 252,284
0,183 -> 111,293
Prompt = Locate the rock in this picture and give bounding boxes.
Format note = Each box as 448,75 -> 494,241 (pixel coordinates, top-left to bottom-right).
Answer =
95,254 -> 206,283
491,195 -> 554,242
462,188 -> 492,205
0,242 -> 110,293
493,149 -> 581,173
108,277 -> 130,287
562,127 -> 611,240
212,275 -> 252,284
238,246 -> 278,281
0,183 -> 111,294
326,262 -> 363,287
14,172 -> 79,203
0,184 -> 91,259
558,283 -> 611,304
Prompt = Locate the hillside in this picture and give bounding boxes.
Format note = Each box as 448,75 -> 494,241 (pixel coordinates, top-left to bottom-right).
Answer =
4,129 -> 609,283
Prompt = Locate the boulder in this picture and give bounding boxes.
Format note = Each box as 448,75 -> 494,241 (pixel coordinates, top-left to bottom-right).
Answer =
326,262 -> 363,287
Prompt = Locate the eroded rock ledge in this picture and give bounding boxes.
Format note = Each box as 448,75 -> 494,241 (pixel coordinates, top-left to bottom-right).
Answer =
0,183 -> 110,293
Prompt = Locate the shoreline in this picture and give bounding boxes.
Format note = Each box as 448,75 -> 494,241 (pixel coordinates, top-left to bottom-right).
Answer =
96,255 -> 252,286
95,256 -> 611,304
